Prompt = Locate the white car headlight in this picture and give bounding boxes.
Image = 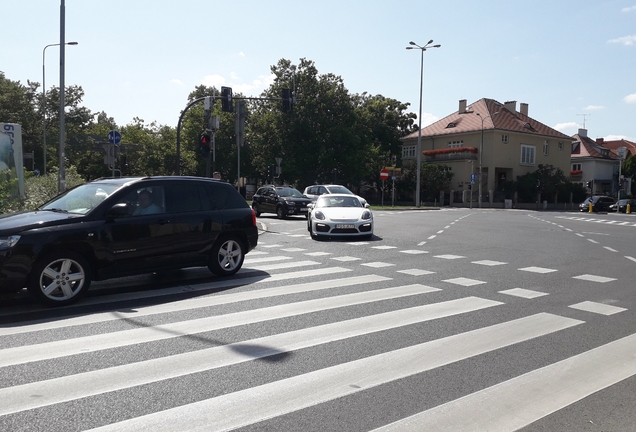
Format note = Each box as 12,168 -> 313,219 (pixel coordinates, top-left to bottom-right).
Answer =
314,211 -> 325,220
361,210 -> 372,220
0,235 -> 21,249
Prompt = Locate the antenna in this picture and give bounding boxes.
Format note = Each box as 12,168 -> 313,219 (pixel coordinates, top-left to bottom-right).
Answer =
576,114 -> 591,129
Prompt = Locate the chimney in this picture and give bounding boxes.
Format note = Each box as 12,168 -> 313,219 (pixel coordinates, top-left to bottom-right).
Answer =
578,128 -> 588,138
519,103 -> 528,116
596,138 -> 604,144
458,99 -> 467,113
504,100 -> 516,113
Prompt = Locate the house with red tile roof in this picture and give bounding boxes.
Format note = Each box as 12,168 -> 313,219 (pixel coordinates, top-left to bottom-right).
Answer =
571,131 -> 628,196
400,98 -> 573,205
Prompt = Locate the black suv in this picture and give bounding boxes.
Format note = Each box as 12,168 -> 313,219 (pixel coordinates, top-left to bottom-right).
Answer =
0,176 -> 258,306
579,196 -> 616,212
251,185 -> 312,219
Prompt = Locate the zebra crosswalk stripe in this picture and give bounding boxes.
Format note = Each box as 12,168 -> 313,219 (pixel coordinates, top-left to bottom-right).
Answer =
85,313 -> 583,432
0,296 -> 500,416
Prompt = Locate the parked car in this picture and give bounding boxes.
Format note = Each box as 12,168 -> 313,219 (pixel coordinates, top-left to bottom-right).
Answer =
251,185 -> 312,219
609,198 -> 636,213
307,194 -> 373,239
0,176 -> 258,306
303,184 -> 368,206
579,196 -> 616,212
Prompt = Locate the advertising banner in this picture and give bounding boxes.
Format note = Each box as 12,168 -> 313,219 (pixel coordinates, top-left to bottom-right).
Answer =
0,123 -> 25,198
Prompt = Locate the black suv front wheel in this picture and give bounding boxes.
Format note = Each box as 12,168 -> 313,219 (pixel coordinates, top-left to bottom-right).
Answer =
27,251 -> 92,306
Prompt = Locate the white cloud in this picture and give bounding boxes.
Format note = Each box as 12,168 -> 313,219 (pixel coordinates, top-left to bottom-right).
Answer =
583,105 -> 605,111
624,93 -> 636,104
230,72 -> 239,80
605,134 -> 629,140
608,35 -> 636,46
170,79 -> 184,86
201,74 -> 226,87
553,122 -> 579,132
622,5 -> 636,12
238,52 -> 245,57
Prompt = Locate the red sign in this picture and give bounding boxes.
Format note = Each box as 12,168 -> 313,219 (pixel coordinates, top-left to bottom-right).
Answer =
380,169 -> 389,180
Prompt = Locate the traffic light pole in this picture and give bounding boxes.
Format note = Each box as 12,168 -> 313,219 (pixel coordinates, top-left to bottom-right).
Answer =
175,91 -> 293,176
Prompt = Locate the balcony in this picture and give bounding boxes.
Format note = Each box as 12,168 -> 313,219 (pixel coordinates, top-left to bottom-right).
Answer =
570,169 -> 582,180
422,147 -> 478,162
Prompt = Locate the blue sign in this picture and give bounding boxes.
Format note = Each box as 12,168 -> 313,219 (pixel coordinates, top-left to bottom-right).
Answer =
108,130 -> 121,145
470,173 -> 476,184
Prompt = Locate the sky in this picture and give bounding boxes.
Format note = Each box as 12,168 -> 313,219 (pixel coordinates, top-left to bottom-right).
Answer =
4,0 -> 636,141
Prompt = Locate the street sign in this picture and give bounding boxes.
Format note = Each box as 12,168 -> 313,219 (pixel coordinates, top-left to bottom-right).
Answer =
470,173 -> 477,184
108,130 -> 121,145
380,169 -> 389,180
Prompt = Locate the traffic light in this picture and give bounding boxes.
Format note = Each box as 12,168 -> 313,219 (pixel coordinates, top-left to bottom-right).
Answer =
281,88 -> 293,113
198,133 -> 211,156
586,181 -> 592,189
267,165 -> 276,178
467,184 -> 472,190
221,86 -> 233,112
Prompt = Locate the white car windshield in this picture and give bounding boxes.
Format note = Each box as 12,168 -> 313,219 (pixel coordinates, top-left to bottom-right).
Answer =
316,196 -> 362,208
326,186 -> 353,194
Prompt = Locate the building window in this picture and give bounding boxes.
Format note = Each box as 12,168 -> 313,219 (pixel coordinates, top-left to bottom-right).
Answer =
448,140 -> 464,148
572,163 -> 582,171
543,141 -> 549,156
521,145 -> 536,165
402,146 -> 416,158
558,142 -> 564,150
502,134 -> 509,143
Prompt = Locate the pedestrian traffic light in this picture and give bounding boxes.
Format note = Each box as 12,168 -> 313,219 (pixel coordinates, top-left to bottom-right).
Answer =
198,133 -> 211,156
281,88 -> 293,113
586,181 -> 592,189
221,86 -> 233,112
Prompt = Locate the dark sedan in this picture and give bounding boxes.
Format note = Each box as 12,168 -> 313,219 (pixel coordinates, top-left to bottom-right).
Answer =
609,199 -> 636,213
579,196 -> 616,212
252,185 -> 312,219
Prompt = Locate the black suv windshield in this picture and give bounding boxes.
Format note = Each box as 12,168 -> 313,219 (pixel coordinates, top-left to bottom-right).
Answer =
276,187 -> 303,197
40,183 -> 121,214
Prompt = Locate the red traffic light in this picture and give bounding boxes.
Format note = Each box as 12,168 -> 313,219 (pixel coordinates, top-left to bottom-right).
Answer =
199,134 -> 211,145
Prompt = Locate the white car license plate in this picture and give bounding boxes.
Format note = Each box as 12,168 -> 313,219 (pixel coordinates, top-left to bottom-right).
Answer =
336,224 -> 355,229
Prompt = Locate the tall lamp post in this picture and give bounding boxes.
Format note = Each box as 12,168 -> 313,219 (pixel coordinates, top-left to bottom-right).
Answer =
406,40 -> 440,207
475,111 -> 498,208
42,41 -> 78,176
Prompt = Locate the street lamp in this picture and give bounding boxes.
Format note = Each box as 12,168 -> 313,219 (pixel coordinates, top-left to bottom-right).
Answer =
42,41 -> 77,176
475,111 -> 498,208
406,40 -> 440,207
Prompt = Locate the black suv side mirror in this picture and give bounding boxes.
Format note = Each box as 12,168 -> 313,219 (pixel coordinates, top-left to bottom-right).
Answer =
106,203 -> 131,220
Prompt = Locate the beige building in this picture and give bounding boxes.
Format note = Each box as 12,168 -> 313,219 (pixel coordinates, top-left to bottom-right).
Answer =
400,98 -> 573,204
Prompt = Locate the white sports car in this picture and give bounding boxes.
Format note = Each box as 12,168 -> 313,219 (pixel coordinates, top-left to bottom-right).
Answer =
307,194 -> 373,239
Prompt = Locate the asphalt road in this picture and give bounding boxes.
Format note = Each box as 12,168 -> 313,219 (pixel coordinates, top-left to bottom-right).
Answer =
1,208 -> 635,431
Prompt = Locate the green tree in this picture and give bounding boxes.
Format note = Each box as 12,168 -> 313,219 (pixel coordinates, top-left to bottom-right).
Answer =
397,163 -> 454,204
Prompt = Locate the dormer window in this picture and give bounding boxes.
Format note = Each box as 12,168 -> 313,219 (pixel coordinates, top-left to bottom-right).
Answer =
446,122 -> 456,128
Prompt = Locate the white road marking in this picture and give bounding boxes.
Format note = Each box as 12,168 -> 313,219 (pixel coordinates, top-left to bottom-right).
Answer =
397,269 -> 436,276
443,277 -> 486,287
331,256 -> 362,262
244,256 -> 292,264
374,330 -> 636,432
372,246 -> 397,250
518,266 -> 557,274
434,254 -> 465,260
572,274 -> 617,283
2,295 -> 501,417
88,314 -> 582,432
569,301 -> 627,315
399,250 -> 429,254
499,288 -> 549,299
362,262 -> 396,268
472,260 -> 507,266
604,247 -> 618,252
247,260 -> 319,271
